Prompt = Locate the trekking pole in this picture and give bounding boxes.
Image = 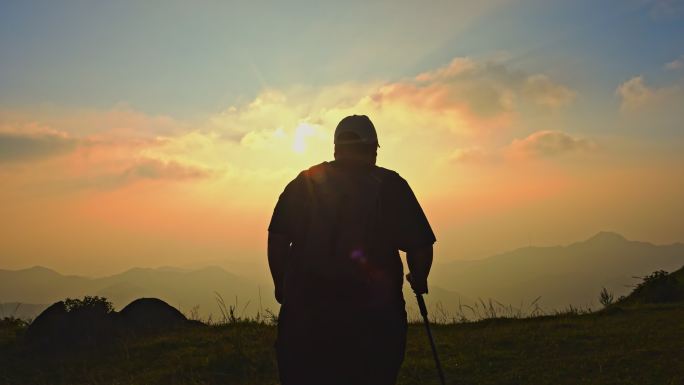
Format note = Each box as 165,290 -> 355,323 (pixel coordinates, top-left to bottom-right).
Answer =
416,293 -> 447,385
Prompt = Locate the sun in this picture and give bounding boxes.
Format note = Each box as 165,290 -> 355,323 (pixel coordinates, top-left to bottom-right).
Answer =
292,123 -> 316,153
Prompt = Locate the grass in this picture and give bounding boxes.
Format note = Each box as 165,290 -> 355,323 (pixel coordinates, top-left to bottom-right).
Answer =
1,301 -> 683,385
403,303 -> 684,385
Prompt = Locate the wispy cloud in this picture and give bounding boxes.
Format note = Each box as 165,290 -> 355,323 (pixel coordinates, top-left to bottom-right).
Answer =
121,158 -> 209,182
64,158 -> 211,191
616,75 -> 683,112
0,131 -> 78,163
371,57 -> 575,124
448,130 -> 597,165
446,146 -> 496,164
616,76 -> 655,110
203,56 -> 576,161
0,57 -> 581,197
645,0 -> 684,19
665,54 -> 684,70
507,130 -> 596,159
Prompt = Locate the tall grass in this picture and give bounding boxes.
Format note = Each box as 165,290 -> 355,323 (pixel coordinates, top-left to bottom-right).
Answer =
408,296 -> 593,324
210,293 -> 277,326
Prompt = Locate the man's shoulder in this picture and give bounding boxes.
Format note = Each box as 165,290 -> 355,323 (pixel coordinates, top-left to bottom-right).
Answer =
373,165 -> 400,178
305,162 -> 330,174
295,162 -> 405,185
373,166 -> 407,186
299,162 -> 330,184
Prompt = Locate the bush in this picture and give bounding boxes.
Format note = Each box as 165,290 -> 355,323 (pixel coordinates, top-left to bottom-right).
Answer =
1,317 -> 29,328
599,287 -> 614,307
631,270 -> 679,303
64,296 -> 114,314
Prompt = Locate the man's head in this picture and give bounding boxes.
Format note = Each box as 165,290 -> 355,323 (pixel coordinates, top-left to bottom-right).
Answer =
333,115 -> 379,165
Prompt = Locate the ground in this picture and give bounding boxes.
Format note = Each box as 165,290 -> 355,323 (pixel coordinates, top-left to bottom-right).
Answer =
1,302 -> 683,385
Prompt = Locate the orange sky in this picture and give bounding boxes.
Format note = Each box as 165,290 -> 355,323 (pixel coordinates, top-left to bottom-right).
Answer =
2,2 -> 684,277
2,55 -> 684,277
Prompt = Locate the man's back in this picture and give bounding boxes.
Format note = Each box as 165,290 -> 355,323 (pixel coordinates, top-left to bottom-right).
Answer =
267,115 -> 435,385
270,161 -> 434,311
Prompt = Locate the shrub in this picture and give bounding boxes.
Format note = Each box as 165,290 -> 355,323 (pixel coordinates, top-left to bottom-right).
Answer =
632,270 -> 679,303
64,296 -> 114,314
599,287 -> 614,307
0,316 -> 28,329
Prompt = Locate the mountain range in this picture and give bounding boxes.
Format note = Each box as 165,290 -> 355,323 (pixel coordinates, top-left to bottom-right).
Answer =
430,231 -> 684,310
0,265 -> 274,321
2,232 -> 683,320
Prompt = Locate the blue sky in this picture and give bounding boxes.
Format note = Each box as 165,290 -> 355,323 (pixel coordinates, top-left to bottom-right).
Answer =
2,0 -> 681,118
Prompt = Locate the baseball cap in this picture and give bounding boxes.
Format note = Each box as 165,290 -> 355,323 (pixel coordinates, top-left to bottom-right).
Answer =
334,115 -> 379,147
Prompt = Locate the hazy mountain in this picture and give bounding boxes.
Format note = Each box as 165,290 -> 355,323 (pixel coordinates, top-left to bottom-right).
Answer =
431,232 -> 684,310
0,266 -> 99,303
0,265 -> 276,320
0,263 -> 470,321
2,232 -> 682,320
0,302 -> 49,320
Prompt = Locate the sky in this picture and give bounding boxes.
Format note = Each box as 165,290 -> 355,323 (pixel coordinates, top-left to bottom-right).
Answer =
1,0 -> 683,277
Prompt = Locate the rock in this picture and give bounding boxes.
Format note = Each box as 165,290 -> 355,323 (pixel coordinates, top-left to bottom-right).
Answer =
25,297 -> 198,350
26,299 -> 115,349
25,301 -> 68,346
117,298 -> 189,333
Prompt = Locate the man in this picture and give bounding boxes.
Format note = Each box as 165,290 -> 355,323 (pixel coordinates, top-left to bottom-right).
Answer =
268,115 -> 436,385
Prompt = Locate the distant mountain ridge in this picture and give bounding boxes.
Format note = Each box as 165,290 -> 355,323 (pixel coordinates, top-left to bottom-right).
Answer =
431,231 -> 684,310
0,265 -> 273,320
2,232 -> 683,319
0,264 -> 472,321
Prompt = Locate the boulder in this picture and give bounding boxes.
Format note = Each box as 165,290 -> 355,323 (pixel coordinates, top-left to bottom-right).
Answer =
117,297 -> 189,333
25,297 -> 198,350
25,301 -> 68,346
26,300 -> 115,349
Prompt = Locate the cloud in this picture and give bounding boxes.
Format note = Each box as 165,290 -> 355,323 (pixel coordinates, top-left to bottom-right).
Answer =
616,76 -> 654,110
448,130 -> 596,165
446,147 -> 495,164
522,75 -> 576,108
370,57 -> 575,124
645,0 -> 684,19
121,158 -> 209,181
0,131 -> 78,163
62,158 -> 211,191
202,56 -> 576,160
616,75 -> 683,112
508,130 -> 596,159
665,55 -> 684,70
0,56 -> 579,197
0,109 -> 213,194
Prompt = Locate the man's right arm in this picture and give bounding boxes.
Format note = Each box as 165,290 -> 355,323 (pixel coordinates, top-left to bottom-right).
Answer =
267,232 -> 290,304
267,171 -> 308,304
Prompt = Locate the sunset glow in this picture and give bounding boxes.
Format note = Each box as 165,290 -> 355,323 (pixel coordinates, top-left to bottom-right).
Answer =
1,1 -> 683,278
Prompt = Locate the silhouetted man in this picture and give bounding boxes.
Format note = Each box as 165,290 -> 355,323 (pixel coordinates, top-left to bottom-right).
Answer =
268,115 -> 436,385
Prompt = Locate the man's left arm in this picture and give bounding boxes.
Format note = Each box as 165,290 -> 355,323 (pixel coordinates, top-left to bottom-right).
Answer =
394,176 -> 437,295
406,244 -> 433,295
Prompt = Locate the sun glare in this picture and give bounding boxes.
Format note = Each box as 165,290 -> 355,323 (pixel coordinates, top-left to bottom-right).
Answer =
292,123 -> 316,153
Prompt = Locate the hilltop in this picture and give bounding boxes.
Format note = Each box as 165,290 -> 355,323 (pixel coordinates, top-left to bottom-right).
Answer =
1,266 -> 683,384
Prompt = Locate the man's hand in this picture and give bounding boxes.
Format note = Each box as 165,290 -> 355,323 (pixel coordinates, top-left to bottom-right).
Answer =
406,272 -> 428,295
406,244 -> 433,295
